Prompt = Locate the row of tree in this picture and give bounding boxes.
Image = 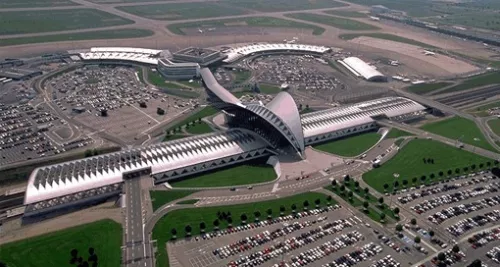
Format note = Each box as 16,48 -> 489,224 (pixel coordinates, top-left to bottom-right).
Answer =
170,197 -> 335,240
165,117 -> 203,137
382,161 -> 499,192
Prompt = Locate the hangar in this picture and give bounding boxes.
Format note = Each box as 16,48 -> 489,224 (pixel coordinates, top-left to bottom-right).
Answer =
338,57 -> 386,82
23,61 -> 425,219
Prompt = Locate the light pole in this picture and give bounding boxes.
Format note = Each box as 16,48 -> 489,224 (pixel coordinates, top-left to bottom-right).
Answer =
389,173 -> 399,208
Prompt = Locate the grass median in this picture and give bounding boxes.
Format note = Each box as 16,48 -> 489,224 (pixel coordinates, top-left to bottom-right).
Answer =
339,33 -> 436,48
152,192 -> 333,267
150,190 -> 197,211
286,13 -> 379,31
385,128 -> 414,139
406,82 -> 452,95
439,71 -> 500,94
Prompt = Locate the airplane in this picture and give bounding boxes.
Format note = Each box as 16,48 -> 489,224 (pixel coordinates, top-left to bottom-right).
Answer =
198,28 -> 203,33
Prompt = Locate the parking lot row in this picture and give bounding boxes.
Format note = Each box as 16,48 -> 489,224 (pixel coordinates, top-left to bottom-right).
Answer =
397,173 -> 495,205
428,196 -> 500,224
467,227 -> 500,250
446,210 -> 500,237
411,181 -> 499,214
486,246 -> 500,264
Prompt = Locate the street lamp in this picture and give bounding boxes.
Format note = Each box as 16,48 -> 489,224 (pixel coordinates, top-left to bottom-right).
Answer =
389,173 -> 400,208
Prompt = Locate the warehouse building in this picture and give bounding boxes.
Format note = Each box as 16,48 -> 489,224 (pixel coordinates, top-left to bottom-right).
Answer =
338,57 -> 386,82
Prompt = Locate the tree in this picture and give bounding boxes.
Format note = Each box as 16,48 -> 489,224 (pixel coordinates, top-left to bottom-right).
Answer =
437,252 -> 446,262
380,213 -> 386,223
420,175 -> 426,182
240,213 -> 247,224
430,173 -> 435,179
429,230 -> 435,237
471,164 -> 476,170
331,179 -> 337,187
267,208 -> 272,219
447,170 -> 452,176
378,197 -> 384,206
383,183 -> 389,191
414,236 -> 421,244
227,217 -> 233,227
395,224 -> 403,232
0,262 -> 7,267
393,181 -> 399,188
412,177 -> 418,184
354,181 -> 360,188
452,245 -> 460,253
280,205 -> 286,216
348,191 -> 354,202
363,201 -> 369,211
486,161 -> 491,167
171,228 -> 177,239
314,198 -> 321,208
326,195 -> 332,205
303,200 -> 309,210
479,163 -> 484,169
254,211 -> 261,222
455,168 -> 460,174
200,222 -> 206,233
84,149 -> 93,158
394,207 -> 400,216
291,203 -> 297,212
339,185 -> 346,196
185,225 -> 192,237
438,171 -> 444,177
344,175 -> 350,184
402,179 -> 408,187
71,249 -> 79,259
213,219 -> 220,230
364,187 -> 369,194
463,166 -> 469,172
410,218 -> 417,225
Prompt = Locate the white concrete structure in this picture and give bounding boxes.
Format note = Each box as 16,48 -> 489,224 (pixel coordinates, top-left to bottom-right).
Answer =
223,43 -> 331,63
78,47 -> 162,65
302,97 -> 425,145
339,57 -> 386,81
157,58 -> 200,80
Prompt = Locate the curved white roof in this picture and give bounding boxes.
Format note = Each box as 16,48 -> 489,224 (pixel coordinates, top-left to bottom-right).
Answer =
25,129 -> 267,205
301,97 -> 425,138
341,57 -> 385,81
223,43 -> 331,63
79,47 -> 162,65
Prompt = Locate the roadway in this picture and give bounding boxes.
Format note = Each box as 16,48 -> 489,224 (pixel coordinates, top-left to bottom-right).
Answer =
124,177 -> 150,267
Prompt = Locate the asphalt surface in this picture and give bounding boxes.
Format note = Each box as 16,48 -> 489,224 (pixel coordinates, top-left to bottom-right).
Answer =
124,177 -> 149,267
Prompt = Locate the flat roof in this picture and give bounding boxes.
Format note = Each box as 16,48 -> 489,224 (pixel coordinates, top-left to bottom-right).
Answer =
174,47 -> 219,57
0,67 -> 41,79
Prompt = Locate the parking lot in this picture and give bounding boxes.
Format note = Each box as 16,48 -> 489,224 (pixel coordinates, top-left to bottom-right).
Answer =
46,65 -> 200,143
167,205 -> 425,267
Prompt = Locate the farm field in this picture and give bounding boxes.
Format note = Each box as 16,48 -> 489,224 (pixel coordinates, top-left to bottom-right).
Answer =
152,192 -> 332,267
405,82 -> 452,95
421,116 -> 497,152
314,131 -> 381,157
0,29 -> 153,47
222,0 -> 347,12
167,17 -> 325,36
0,9 -> 134,35
170,160 -> 276,188
286,13 -> 379,31
117,2 -> 247,21
363,139 -> 492,193
150,190 -> 197,211
438,72 -> 500,94
0,220 -> 122,267
0,0 -> 78,8
324,10 -> 367,18
339,33 -> 436,48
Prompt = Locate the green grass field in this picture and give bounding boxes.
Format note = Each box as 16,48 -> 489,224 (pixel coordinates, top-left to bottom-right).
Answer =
339,33 -> 436,48
186,121 -> 214,134
0,9 -> 133,35
466,101 -> 500,117
286,13 -> 379,31
0,29 -> 154,47
426,12 -> 500,31
421,117 -> 497,152
163,134 -> 188,142
406,82 -> 452,95
325,186 -> 384,222
363,139 -> 492,193
341,0 -> 442,17
150,190 -> 197,211
487,119 -> 500,137
152,192 -> 332,267
167,16 -> 325,36
117,2 -> 247,20
324,10 -> 367,18
147,69 -> 199,98
222,0 -> 347,12
259,84 -> 281,94
385,128 -> 414,139
163,106 -> 218,139
0,0 -> 78,8
233,70 -> 252,84
439,72 -> 500,94
170,160 -> 276,188
314,131 -> 381,157
0,220 -> 122,267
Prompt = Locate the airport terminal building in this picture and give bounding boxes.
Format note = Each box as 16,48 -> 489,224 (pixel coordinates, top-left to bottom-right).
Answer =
23,66 -> 426,219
